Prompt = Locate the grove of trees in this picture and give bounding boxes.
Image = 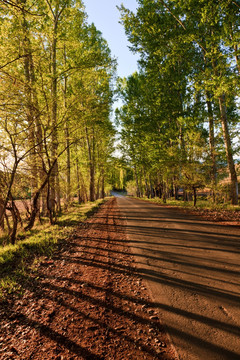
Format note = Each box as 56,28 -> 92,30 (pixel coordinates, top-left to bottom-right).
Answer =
1,0 -> 239,245
116,0 -> 240,206
0,0 -> 116,244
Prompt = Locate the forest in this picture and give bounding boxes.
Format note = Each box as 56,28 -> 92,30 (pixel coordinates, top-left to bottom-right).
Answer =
117,0 -> 240,207
0,0 -> 117,245
0,0 -> 239,246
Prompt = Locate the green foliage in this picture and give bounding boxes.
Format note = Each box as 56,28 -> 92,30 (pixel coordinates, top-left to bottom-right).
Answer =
0,0 -> 116,243
116,0 -> 240,204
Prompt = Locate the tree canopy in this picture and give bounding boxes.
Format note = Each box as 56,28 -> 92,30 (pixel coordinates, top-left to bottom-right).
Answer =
0,0 -> 116,243
0,0 -> 239,245
116,0 -> 240,205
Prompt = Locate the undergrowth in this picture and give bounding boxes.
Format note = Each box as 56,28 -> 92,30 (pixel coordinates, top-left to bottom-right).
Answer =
0,198 -> 107,300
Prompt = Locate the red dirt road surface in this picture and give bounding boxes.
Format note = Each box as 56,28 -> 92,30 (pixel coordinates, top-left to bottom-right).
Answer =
117,196 -> 240,360
0,198 -> 177,360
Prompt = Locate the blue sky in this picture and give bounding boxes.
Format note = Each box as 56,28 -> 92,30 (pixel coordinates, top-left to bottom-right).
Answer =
83,0 -> 139,78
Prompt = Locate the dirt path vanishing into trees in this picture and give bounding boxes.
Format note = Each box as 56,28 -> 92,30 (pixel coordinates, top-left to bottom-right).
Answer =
1,197 -> 240,360
117,196 -> 240,360
0,198 -> 177,360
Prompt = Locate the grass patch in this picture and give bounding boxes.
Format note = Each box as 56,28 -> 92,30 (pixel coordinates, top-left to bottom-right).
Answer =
135,196 -> 240,211
56,199 -> 106,227
0,198 -> 108,300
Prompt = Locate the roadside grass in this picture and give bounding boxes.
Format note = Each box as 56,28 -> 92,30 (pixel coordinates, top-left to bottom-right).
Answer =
0,198 -> 108,300
134,196 -> 240,211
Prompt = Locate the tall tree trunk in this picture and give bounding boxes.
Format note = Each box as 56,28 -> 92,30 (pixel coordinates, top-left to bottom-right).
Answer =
96,175 -> 100,200
101,171 -> 105,199
162,181 -> 167,203
28,37 -> 46,216
143,167 -> 150,198
8,193 -> 23,245
0,199 -> 4,230
139,171 -> 143,197
76,156 -> 81,204
22,12 -> 38,201
193,187 -> 197,207
205,92 -> 217,200
174,184 -> 179,200
149,175 -> 155,198
10,207 -> 18,245
86,127 -> 95,202
134,165 -> 140,197
0,160 -> 19,226
89,165 -> 95,201
64,44 -> 71,206
211,53 -> 238,205
219,94 -> 238,205
56,164 -> 61,212
65,124 -> 71,204
50,8 -> 60,216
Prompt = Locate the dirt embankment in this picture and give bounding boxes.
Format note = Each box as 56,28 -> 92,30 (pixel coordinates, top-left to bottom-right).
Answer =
0,198 -> 176,360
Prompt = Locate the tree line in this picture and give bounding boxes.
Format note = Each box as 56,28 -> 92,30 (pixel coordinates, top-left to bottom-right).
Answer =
0,0 -> 116,244
116,0 -> 240,206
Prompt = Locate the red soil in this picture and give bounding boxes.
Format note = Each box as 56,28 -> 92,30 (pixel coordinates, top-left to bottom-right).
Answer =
0,198 -> 177,360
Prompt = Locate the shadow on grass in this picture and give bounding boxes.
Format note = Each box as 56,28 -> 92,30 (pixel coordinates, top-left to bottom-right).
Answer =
56,203 -> 103,227
0,200 -> 106,294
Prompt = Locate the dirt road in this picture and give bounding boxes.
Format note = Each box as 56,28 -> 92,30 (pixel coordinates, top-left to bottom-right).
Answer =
116,196 -> 240,360
0,198 -> 176,360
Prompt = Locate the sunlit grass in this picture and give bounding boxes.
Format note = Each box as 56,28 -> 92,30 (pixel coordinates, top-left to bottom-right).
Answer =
136,196 -> 240,211
0,198 -> 108,299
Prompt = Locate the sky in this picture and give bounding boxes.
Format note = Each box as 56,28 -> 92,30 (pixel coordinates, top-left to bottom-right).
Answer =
83,0 -> 139,79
